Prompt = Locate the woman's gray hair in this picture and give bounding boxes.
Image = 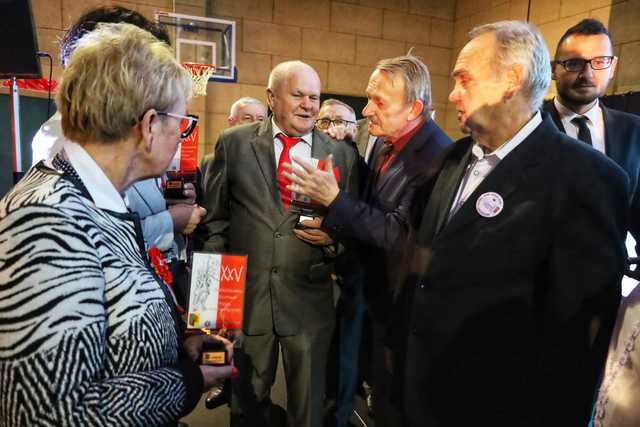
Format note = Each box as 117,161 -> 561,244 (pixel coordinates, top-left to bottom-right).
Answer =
469,20 -> 551,110
375,55 -> 432,119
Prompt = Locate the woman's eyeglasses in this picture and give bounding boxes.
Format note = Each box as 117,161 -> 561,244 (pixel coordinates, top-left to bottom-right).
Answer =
157,112 -> 199,139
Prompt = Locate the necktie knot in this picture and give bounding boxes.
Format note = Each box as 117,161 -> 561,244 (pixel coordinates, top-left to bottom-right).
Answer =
277,133 -> 302,150
571,115 -> 589,127
380,141 -> 393,155
571,116 -> 593,145
276,133 -> 302,209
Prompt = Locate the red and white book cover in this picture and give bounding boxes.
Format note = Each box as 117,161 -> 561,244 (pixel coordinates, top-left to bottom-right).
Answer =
168,125 -> 199,173
187,252 -> 246,330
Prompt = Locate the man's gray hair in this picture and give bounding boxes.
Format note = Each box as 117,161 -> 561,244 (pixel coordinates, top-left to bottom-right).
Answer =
320,98 -> 356,117
469,20 -> 551,110
375,55 -> 432,119
229,97 -> 265,117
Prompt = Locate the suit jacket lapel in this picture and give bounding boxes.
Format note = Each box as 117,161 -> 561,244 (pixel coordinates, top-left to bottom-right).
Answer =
415,138 -> 472,247
250,120 -> 285,217
443,150 -> 521,236
545,99 -> 566,133
432,139 -> 473,235
363,137 -> 384,200
311,128 -> 331,161
376,121 -> 431,194
438,117 -> 548,238
601,105 -> 619,162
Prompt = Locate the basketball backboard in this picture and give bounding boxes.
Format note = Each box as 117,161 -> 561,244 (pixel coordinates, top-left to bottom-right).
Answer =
156,11 -> 237,83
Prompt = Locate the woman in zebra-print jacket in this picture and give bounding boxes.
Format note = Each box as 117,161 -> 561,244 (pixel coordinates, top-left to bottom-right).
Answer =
0,23 -> 232,426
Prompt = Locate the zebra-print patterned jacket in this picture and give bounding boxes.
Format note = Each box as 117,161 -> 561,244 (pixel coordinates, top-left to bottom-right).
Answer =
0,161 -> 203,426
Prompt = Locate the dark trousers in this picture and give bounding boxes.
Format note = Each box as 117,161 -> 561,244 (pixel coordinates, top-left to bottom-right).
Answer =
326,275 -> 367,427
335,279 -> 366,426
369,316 -> 404,427
231,323 -> 334,427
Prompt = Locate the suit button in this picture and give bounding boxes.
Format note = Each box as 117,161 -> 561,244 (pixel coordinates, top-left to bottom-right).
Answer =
272,267 -> 278,274
274,232 -> 282,238
417,281 -> 425,289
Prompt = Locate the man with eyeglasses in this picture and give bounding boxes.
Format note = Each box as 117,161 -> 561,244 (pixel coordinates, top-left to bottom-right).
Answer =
316,99 -> 358,143
544,19 -> 640,261
546,20 -> 640,427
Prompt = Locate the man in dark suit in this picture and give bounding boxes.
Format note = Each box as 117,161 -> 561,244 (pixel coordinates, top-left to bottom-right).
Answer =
284,55 -> 452,427
401,21 -> 629,427
544,18 -> 640,259
197,61 -> 359,427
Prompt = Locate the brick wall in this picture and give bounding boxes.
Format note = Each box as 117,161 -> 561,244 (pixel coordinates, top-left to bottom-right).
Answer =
26,0 -> 640,156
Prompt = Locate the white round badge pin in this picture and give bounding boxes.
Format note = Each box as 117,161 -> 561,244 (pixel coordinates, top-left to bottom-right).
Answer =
476,192 -> 504,218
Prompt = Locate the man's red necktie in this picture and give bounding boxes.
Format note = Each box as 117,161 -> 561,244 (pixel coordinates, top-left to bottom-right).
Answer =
375,141 -> 394,178
276,133 -> 301,209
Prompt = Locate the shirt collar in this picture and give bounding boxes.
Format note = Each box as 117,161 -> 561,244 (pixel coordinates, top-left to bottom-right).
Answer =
62,140 -> 128,213
385,117 -> 425,154
554,97 -> 600,125
272,117 -> 313,147
472,110 -> 542,161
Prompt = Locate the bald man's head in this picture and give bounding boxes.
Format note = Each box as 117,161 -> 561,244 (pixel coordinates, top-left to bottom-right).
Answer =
266,61 -> 321,136
228,97 -> 267,127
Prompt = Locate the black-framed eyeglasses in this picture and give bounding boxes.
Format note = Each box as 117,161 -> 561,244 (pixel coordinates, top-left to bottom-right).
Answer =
554,56 -> 615,72
315,118 -> 356,130
157,112 -> 199,139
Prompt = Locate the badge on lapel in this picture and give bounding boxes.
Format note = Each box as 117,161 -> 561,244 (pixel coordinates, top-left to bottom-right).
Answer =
476,192 -> 503,218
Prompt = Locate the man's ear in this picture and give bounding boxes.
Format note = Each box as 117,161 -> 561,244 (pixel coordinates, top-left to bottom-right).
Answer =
408,99 -> 424,121
266,88 -> 275,110
139,109 -> 157,152
609,56 -> 618,80
504,63 -> 524,101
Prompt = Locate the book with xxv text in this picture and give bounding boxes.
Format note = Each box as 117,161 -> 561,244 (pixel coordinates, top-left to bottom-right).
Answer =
187,252 -> 246,330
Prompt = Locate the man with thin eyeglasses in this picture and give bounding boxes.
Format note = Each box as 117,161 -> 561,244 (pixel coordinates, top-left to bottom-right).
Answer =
544,19 -> 640,427
544,19 -> 640,261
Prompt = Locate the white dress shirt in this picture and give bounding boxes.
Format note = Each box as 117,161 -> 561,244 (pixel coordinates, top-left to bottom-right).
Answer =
554,97 -> 606,154
32,115 -> 178,253
31,112 -> 63,166
62,140 -> 128,213
449,111 -> 543,218
272,118 -> 312,164
364,135 -> 378,164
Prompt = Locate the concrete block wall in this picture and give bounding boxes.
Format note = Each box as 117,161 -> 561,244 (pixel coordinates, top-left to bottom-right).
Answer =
26,0 -> 640,155
452,0 -> 640,139
198,0 -> 457,158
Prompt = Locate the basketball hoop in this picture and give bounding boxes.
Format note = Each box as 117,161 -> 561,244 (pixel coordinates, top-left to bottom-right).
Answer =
183,62 -> 215,97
